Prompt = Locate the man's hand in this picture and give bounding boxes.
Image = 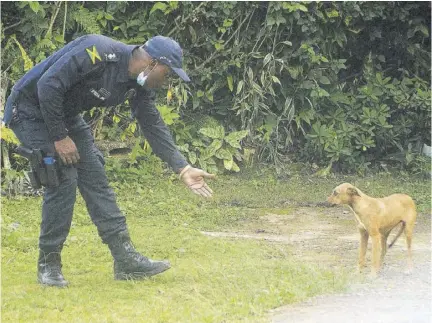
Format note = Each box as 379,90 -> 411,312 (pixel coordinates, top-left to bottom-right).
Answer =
54,136 -> 80,165
179,165 -> 215,198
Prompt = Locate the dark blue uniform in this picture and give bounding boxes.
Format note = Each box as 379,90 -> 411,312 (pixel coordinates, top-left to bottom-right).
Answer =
3,34 -> 188,252
5,34 -> 187,171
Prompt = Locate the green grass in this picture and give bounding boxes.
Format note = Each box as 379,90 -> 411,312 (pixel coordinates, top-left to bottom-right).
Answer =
2,164 -> 430,322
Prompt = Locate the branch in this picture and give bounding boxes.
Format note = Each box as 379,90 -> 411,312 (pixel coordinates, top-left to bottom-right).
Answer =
197,12 -> 252,70
252,3 -> 272,53
3,21 -> 22,31
62,1 -> 67,41
166,2 -> 206,38
1,58 -> 19,75
45,1 -> 62,39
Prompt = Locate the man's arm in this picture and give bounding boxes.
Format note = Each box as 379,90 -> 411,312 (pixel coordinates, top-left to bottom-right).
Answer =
131,88 -> 189,173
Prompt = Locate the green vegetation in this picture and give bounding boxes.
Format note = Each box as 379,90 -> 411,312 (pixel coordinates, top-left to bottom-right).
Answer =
1,2 -> 431,319
1,1 -> 431,180
2,160 -> 430,322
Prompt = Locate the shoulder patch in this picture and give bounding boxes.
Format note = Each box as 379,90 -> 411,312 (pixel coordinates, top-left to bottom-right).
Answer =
104,52 -> 119,62
86,45 -> 102,64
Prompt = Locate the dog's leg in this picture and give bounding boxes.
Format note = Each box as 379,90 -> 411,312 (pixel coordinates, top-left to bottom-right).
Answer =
358,228 -> 369,272
380,233 -> 389,266
404,221 -> 415,273
370,233 -> 382,277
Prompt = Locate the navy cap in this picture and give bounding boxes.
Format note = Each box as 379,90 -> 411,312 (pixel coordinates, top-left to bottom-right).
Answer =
142,36 -> 190,82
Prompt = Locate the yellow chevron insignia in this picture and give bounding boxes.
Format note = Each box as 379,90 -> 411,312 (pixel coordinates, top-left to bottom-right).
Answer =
86,45 -> 101,64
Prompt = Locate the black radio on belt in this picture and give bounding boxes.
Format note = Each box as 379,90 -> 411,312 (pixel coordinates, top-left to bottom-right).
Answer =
15,146 -> 62,188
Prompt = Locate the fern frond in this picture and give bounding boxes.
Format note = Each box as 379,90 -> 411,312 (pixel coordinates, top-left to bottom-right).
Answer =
11,36 -> 34,71
72,6 -> 101,34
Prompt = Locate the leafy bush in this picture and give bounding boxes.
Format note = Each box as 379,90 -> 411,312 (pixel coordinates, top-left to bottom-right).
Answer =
1,1 -> 430,175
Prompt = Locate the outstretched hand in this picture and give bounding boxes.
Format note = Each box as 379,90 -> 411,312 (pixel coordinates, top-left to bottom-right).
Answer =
179,165 -> 215,198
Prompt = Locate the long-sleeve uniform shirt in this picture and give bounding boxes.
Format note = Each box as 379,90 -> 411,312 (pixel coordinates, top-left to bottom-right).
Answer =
5,34 -> 188,172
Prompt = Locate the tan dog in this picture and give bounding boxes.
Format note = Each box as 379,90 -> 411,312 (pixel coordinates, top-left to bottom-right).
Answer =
327,183 -> 417,276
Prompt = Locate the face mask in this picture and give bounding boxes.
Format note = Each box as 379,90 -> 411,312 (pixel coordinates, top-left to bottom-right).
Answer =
137,62 -> 158,87
136,71 -> 148,86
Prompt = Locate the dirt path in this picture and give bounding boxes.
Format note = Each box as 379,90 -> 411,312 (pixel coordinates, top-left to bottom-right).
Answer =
201,206 -> 431,323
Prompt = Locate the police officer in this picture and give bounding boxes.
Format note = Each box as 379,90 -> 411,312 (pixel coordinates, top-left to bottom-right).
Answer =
3,34 -> 215,287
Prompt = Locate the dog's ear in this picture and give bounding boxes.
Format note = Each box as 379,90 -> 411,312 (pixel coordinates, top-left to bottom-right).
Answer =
347,187 -> 360,196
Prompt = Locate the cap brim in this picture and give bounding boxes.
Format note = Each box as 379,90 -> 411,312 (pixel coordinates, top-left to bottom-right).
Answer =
172,67 -> 190,82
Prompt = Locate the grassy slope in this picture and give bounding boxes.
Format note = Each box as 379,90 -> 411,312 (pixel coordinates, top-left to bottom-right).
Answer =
2,164 -> 430,322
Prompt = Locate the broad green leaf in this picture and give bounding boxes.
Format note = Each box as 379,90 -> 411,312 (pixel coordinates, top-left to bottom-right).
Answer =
169,1 -> 178,9
29,1 -> 41,13
207,164 -> 219,175
129,122 -> 137,134
263,53 -> 272,66
326,9 -> 339,18
247,67 -> 253,81
319,76 -> 331,85
260,72 -> 266,87
189,26 -> 197,43
276,15 -> 286,26
297,4 -> 308,12
113,115 -> 121,123
206,157 -> 217,165
272,76 -> 281,85
215,148 -> 232,160
302,80 -> 315,89
208,139 -> 223,154
236,80 -> 244,94
1,126 -> 20,144
215,43 -> 224,51
205,91 -> 214,102
227,75 -> 234,92
166,88 -> 172,102
188,151 -> 197,164
320,56 -> 329,63
201,140 -> 222,160
319,88 -> 330,97
266,16 -> 275,26
192,140 -> 205,147
224,158 -> 233,170
198,158 -> 207,171
418,24 -> 429,37
344,16 -> 352,26
288,67 -> 299,79
283,2 -> 308,12
150,2 -> 168,15
231,160 -> 240,172
281,40 -> 292,46
225,130 -> 248,148
177,144 -> 189,152
223,19 -> 233,27
157,105 -> 179,125
199,126 -> 225,139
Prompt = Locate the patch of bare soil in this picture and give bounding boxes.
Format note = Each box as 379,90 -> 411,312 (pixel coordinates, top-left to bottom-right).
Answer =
201,206 -> 432,323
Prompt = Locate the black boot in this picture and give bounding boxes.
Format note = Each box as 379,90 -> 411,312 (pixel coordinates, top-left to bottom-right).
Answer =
106,230 -> 171,280
37,250 -> 68,287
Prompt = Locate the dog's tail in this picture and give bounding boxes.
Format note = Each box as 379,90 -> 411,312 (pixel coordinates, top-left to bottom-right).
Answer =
388,221 -> 406,248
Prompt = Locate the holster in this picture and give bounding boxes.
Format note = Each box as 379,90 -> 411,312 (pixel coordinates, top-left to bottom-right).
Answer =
15,146 -> 62,189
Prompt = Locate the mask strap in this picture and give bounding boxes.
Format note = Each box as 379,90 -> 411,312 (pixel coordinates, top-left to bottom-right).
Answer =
141,60 -> 158,76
